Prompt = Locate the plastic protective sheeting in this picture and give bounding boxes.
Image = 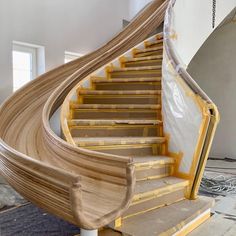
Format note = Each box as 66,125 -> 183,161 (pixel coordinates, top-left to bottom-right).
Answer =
162,51 -> 203,174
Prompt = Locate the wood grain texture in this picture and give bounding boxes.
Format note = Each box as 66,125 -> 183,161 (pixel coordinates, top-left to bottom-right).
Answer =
0,0 -> 169,230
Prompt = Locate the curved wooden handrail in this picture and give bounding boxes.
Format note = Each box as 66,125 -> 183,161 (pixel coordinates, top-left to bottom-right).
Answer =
0,0 -> 169,229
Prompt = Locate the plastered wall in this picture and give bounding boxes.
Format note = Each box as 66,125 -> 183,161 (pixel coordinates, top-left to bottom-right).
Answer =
0,0 -> 129,104
188,22 -> 236,159
129,0 -> 152,20
172,0 -> 236,66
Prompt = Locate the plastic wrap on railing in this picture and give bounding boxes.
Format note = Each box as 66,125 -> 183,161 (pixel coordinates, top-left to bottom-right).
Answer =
163,0 -> 212,104
162,0 -> 210,175
162,52 -> 203,174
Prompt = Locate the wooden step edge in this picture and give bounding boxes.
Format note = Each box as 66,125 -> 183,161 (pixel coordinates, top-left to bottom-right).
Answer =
133,53 -> 163,59
68,119 -> 163,126
109,65 -> 162,72
123,191 -> 185,221
74,136 -> 167,147
136,172 -> 172,182
70,103 -> 161,110
132,179 -> 189,203
122,55 -> 163,63
156,32 -> 163,40
91,77 -> 162,83
82,143 -> 161,152
78,89 -> 161,95
145,39 -> 164,48
133,157 -> 175,168
134,46 -> 163,54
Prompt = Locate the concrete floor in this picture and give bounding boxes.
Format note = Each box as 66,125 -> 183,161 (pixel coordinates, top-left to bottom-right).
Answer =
0,160 -> 236,235
189,196 -> 236,235
189,159 -> 236,235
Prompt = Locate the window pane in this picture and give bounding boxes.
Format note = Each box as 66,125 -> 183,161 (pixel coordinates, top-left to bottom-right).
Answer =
13,51 -> 32,70
12,50 -> 32,91
13,70 -> 32,90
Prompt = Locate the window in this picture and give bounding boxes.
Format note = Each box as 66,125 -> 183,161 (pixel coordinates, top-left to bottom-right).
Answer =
12,42 -> 45,92
64,51 -> 83,63
12,44 -> 36,91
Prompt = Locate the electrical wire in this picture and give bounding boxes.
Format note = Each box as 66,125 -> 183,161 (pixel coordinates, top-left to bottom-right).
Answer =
206,166 -> 236,170
208,156 -> 236,162
200,175 -> 236,196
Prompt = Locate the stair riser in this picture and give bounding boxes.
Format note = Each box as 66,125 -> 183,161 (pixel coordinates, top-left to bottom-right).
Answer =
135,164 -> 173,181
145,43 -> 163,48
94,83 -> 161,91
88,144 -> 164,156
134,51 -> 163,58
110,71 -> 161,78
121,188 -> 186,219
72,110 -> 161,120
81,96 -> 160,105
123,60 -> 162,68
70,126 -> 161,137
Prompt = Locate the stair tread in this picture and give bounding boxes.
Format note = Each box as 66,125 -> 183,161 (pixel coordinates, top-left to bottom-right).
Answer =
78,90 -> 161,95
135,46 -> 163,54
145,39 -> 163,47
70,104 -> 161,110
91,77 -> 161,83
110,65 -> 161,72
74,136 -> 166,146
68,119 -> 162,126
124,55 -> 163,62
132,155 -> 174,165
134,176 -> 188,196
114,197 -> 214,236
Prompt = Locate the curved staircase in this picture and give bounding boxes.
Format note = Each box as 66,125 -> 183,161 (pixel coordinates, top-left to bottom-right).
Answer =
0,0 -> 220,235
61,33 -> 200,235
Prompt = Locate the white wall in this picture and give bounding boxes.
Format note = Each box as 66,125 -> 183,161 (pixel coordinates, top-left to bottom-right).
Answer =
0,0 -> 129,104
188,22 -> 236,159
129,0 -> 152,20
172,0 -> 236,66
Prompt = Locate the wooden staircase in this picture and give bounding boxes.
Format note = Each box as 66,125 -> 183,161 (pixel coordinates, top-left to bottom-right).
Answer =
0,0 -> 218,234
65,34 -> 192,234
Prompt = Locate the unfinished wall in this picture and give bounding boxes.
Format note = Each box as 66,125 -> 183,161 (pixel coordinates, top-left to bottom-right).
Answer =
0,0 -> 129,104
172,0 -> 236,66
129,0 -> 152,20
188,21 -> 236,159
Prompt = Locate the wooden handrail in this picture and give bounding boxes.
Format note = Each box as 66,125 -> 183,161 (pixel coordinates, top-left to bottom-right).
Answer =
0,0 -> 168,229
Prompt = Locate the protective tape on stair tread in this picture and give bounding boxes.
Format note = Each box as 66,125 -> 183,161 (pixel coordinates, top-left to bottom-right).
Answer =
90,121 -> 96,126
135,163 -> 168,169
98,141 -> 105,146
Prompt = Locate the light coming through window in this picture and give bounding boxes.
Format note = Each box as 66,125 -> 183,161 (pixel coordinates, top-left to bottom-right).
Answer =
12,44 -> 37,92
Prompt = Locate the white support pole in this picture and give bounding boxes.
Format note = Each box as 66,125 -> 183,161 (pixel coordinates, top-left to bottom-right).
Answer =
80,229 -> 98,236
